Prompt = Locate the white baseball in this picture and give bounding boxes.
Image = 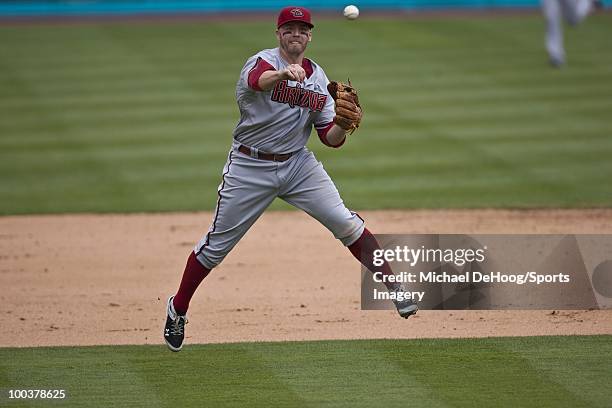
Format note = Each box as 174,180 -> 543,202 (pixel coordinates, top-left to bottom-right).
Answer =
343,5 -> 359,20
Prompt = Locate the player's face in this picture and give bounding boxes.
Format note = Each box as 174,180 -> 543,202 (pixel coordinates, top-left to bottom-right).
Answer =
276,22 -> 312,57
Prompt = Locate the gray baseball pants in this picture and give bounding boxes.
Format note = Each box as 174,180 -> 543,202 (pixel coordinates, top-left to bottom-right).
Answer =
194,142 -> 365,270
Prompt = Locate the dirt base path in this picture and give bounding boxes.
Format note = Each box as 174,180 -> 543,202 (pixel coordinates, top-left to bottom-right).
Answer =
1,209 -> 612,348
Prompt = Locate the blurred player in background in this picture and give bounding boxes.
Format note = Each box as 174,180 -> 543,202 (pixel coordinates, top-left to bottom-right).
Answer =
541,0 -> 603,67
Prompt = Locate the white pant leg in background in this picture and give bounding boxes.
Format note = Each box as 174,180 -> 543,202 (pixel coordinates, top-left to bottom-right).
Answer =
560,0 -> 592,25
542,0 -> 565,63
542,0 -> 593,64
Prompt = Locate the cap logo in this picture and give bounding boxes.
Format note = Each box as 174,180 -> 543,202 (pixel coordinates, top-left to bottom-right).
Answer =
290,8 -> 304,17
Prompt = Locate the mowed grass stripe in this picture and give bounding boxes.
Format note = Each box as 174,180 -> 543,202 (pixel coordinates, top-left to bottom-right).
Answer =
4,79 -> 610,111
1,336 -> 611,407
387,338 -> 593,407
0,61 -> 228,79
8,97 -> 605,128
0,76 -> 239,98
503,336 -> 612,408
13,99 -> 610,132
1,16 -> 611,214
5,80 -> 609,127
0,123 -> 230,148
1,121 -> 607,155
0,104 -> 234,127
366,100 -> 609,122
0,90 -> 226,108
361,74 -> 612,95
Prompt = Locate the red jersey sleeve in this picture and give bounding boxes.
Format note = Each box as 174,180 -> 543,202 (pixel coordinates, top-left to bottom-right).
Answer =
316,122 -> 345,148
247,57 -> 275,91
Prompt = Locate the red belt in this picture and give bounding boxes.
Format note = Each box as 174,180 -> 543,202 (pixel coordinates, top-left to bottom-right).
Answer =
238,145 -> 296,162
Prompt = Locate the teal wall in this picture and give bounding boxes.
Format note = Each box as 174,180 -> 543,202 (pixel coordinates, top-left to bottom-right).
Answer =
0,0 -> 542,17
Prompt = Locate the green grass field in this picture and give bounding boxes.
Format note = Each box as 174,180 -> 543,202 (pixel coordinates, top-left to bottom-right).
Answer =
1,15 -> 611,214
1,336 -> 611,407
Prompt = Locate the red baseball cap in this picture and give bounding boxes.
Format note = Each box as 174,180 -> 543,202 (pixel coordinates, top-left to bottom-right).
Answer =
277,6 -> 314,29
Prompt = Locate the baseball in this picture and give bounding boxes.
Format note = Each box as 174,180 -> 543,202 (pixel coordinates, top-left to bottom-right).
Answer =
343,5 -> 359,20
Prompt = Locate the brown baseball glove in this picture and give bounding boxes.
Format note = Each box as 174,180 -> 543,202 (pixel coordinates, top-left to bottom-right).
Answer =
327,80 -> 362,134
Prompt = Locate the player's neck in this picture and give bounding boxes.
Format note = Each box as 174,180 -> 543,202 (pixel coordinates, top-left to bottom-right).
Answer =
279,48 -> 304,65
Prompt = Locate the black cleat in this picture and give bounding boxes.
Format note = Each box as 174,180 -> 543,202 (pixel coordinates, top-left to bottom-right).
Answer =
391,286 -> 419,318
164,296 -> 188,352
394,298 -> 419,318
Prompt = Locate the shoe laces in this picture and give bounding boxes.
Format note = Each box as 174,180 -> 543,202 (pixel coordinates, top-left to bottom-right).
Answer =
392,285 -> 416,306
170,315 -> 188,336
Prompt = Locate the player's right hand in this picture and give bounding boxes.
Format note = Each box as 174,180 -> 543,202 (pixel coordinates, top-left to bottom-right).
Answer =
282,64 -> 306,83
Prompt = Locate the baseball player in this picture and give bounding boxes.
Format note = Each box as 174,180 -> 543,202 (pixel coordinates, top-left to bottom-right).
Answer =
541,0 -> 601,67
164,6 -> 417,352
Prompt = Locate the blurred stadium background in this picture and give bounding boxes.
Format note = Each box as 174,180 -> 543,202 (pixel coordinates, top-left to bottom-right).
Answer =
0,1 -> 610,214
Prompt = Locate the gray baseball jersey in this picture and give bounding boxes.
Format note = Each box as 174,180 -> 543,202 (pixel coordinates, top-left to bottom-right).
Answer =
194,48 -> 364,270
233,47 -> 336,153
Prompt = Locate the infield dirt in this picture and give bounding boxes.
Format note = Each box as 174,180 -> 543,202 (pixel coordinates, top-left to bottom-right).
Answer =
1,209 -> 611,347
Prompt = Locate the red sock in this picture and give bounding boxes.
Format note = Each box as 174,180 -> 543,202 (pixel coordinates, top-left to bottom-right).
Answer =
173,251 -> 211,315
348,228 -> 397,291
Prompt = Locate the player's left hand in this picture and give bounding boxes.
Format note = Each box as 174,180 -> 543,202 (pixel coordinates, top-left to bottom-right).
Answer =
327,80 -> 362,134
